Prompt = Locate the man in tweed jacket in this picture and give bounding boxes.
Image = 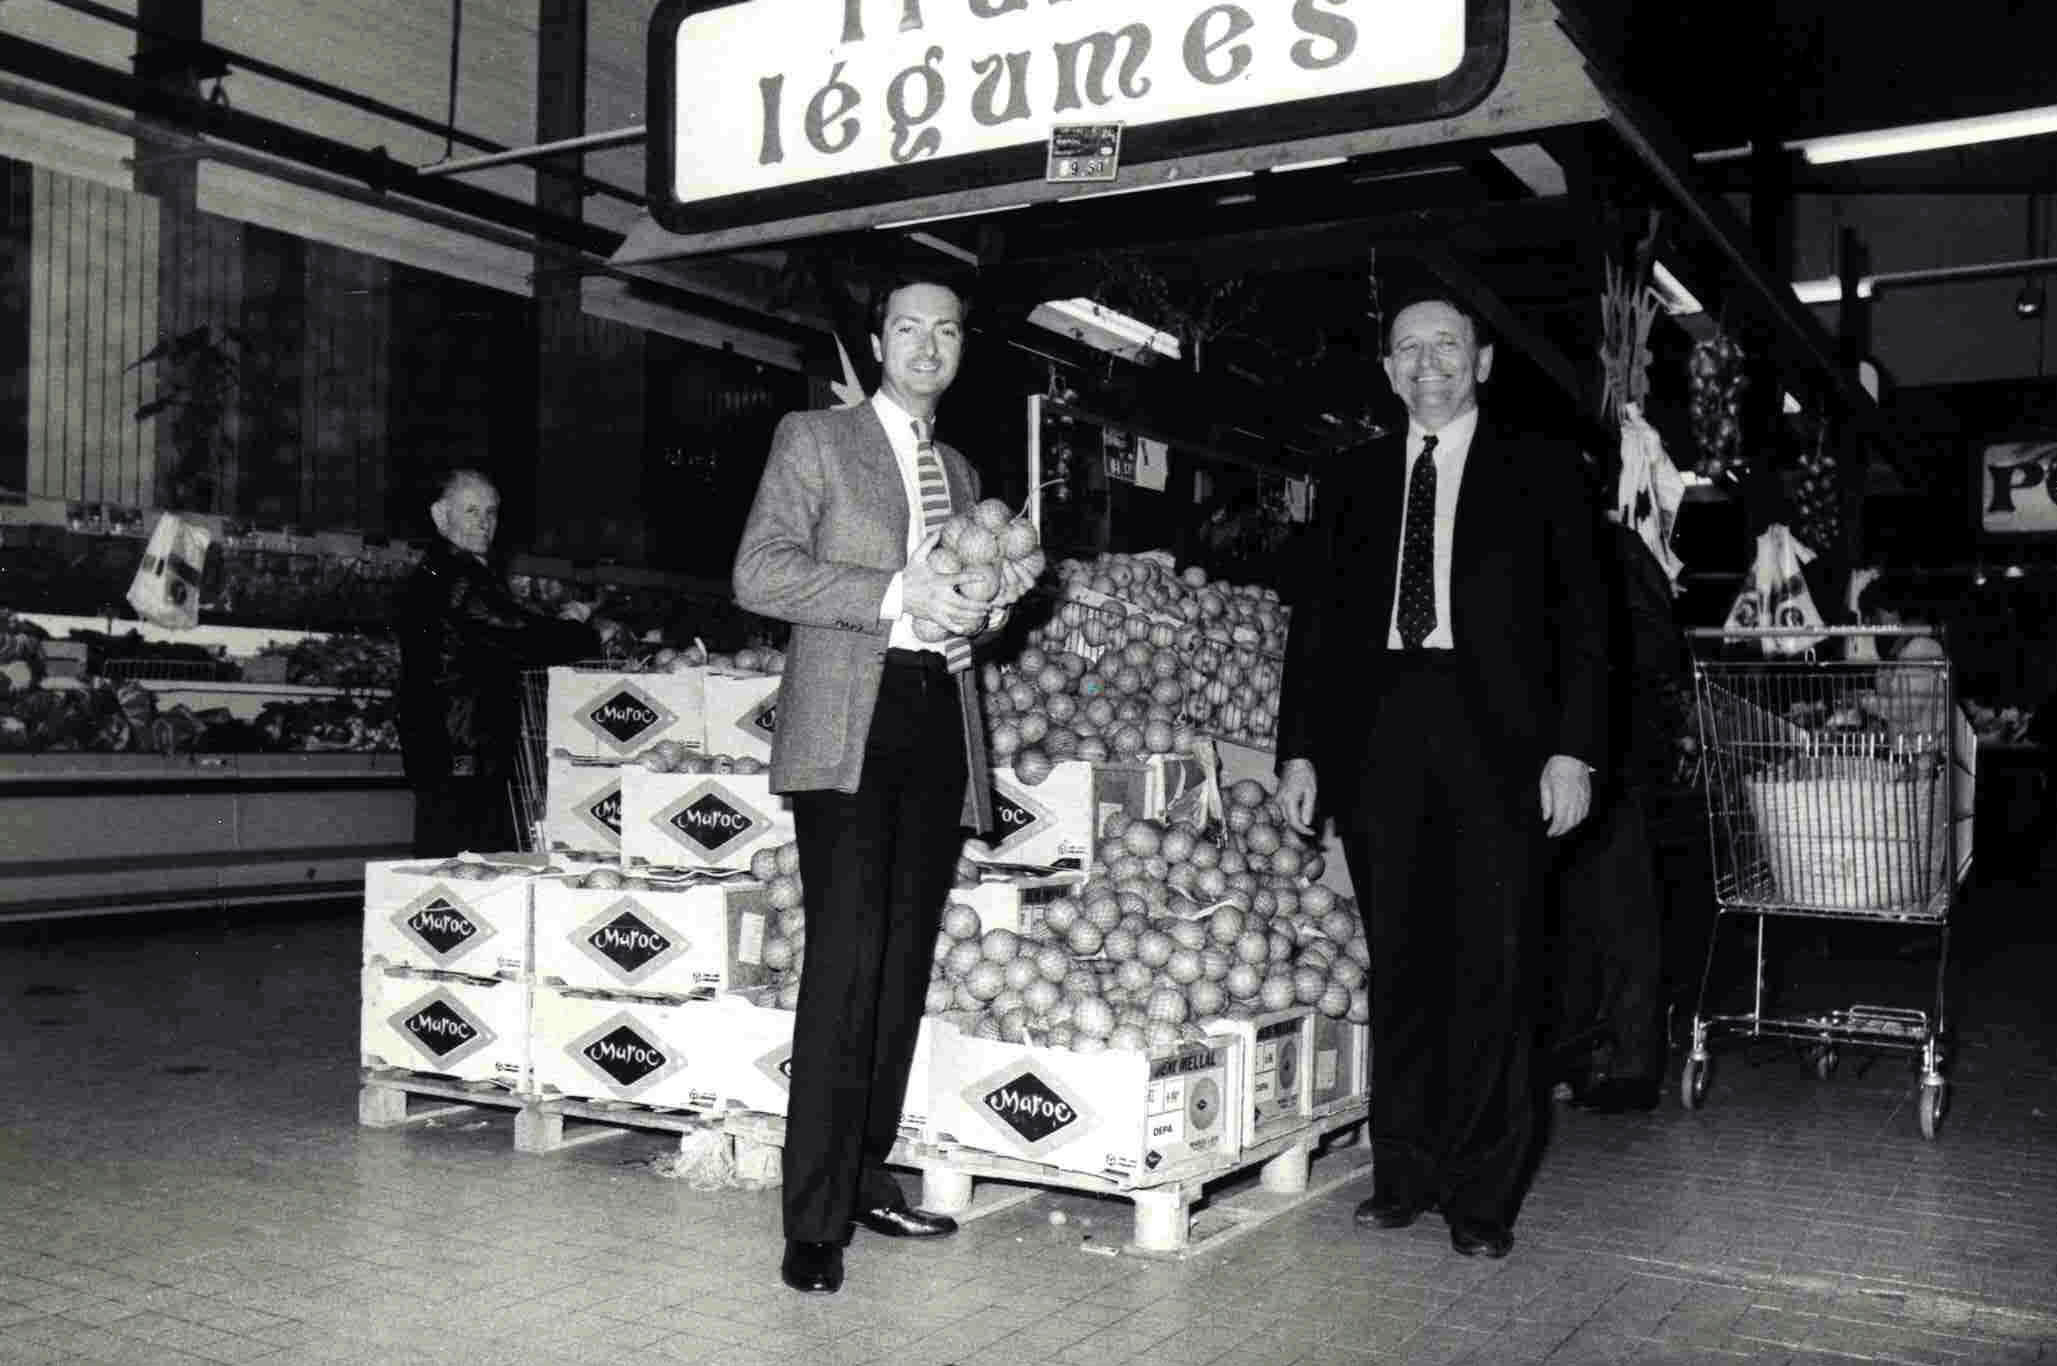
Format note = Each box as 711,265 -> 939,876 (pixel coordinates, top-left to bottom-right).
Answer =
734,273 -> 1000,1295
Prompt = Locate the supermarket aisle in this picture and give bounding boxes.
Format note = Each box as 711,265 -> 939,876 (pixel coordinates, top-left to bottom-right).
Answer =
2,866 -> 2055,1366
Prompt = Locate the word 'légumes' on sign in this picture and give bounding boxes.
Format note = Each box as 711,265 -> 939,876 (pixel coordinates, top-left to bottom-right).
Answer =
669,0 -> 1469,200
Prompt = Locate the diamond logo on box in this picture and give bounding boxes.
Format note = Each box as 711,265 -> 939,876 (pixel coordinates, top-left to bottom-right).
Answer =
578,681 -> 678,754
965,1064 -> 1099,1156
575,779 -> 624,846
754,1042 -> 795,1095
983,782 -> 1056,857
567,1013 -> 688,1097
389,986 -> 497,1069
655,781 -> 770,860
573,898 -> 686,986
741,695 -> 777,739
392,886 -> 496,964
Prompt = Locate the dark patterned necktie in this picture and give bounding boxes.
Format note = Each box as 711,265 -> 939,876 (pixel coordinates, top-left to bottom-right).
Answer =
1396,433 -> 1439,649
913,420 -> 973,674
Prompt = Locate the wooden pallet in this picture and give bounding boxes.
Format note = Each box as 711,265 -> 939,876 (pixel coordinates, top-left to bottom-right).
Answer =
358,1068 -> 716,1155
721,1100 -> 1372,1258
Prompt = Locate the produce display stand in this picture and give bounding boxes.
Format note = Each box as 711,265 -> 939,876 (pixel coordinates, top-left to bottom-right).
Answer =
0,745 -> 409,922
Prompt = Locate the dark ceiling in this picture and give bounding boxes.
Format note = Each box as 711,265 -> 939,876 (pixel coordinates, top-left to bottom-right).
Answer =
781,0 -> 2057,472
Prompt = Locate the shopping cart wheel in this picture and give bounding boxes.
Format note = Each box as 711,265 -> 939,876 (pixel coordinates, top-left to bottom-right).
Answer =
1809,1045 -> 1839,1081
1918,1081 -> 1946,1140
1680,1054 -> 1710,1110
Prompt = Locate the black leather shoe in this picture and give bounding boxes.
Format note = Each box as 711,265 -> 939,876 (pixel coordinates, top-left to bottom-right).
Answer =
1354,1185 -> 1433,1230
1448,1218 -> 1514,1259
853,1205 -> 957,1238
1574,1078 -> 1662,1114
780,1240 -> 843,1293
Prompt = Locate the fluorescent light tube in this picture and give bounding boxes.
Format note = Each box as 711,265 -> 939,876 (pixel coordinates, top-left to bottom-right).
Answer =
1791,277 -> 1875,305
1650,262 -> 1704,315
1800,105 -> 2057,163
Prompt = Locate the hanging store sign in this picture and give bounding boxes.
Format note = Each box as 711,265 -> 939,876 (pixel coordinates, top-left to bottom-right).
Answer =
1978,438 -> 2057,537
647,0 -> 1509,234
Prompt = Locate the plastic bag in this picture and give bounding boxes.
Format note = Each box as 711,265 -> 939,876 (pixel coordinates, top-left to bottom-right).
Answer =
1723,523 -> 1826,656
125,512 -> 212,630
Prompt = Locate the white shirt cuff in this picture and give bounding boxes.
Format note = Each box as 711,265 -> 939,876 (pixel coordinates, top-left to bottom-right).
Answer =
880,571 -> 905,623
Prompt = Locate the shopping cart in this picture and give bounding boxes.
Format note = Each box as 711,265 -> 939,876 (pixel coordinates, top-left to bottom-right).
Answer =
513,659 -> 624,855
1681,626 -> 1975,1139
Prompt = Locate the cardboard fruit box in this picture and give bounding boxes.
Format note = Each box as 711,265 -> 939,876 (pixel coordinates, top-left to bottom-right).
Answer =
544,665 -> 706,761
1203,1008 -> 1315,1152
543,757 -> 627,858
943,872 -> 1086,937
701,670 -> 780,765
361,963 -> 531,1089
528,986 -> 723,1111
363,858 -> 537,980
621,768 -> 795,873
964,760 -> 1155,872
531,876 -> 773,999
928,1028 -> 1240,1181
698,993 -> 942,1146
1310,1015 -> 1369,1113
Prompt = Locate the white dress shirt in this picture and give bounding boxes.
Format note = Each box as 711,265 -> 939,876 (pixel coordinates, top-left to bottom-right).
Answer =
1385,406 -> 1478,651
868,391 -> 948,654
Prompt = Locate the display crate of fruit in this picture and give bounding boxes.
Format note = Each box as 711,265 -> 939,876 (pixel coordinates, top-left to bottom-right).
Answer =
532,870 -> 775,998
363,857 -> 539,980
360,962 -> 531,1089
926,1021 -> 1240,1181
1002,551 -> 1289,753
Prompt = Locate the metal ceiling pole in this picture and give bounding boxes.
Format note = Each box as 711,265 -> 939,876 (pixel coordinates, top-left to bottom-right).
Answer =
416,127 -> 645,179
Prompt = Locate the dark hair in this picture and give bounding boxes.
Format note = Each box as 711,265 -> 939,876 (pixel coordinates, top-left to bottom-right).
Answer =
867,271 -> 973,336
1382,292 -> 1492,355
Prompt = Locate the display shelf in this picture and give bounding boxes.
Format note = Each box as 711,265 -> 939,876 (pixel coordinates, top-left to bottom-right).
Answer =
0,748 -> 411,922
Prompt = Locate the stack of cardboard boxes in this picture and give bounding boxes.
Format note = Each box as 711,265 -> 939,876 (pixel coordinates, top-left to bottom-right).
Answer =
361,659 -> 1363,1177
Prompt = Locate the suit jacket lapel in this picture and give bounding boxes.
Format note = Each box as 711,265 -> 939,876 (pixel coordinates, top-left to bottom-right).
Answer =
1449,418 -> 1504,645
1359,432 -> 1408,621
853,403 -> 913,545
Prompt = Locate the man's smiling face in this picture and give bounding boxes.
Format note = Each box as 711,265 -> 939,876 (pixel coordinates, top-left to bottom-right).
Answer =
1383,300 -> 1493,432
871,282 -> 965,414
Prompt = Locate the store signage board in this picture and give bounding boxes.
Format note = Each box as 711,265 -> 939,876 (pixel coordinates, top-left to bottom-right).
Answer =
1977,437 -> 2057,538
647,0 -> 1509,236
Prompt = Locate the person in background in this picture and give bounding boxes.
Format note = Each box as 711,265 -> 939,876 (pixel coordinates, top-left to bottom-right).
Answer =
1277,295 -> 1609,1259
1549,496 -> 1699,1113
734,271 -> 1016,1296
397,469 -> 610,857
1856,575 -> 1951,739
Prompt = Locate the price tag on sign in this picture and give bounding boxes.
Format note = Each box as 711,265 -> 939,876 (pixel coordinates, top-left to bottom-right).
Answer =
1047,123 -> 1123,183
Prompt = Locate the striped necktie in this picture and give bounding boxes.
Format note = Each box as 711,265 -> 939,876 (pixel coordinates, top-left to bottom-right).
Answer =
913,420 -> 973,674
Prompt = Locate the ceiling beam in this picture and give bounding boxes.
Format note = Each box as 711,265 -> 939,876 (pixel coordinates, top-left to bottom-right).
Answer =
972,199 -> 1578,313
0,31 -> 624,258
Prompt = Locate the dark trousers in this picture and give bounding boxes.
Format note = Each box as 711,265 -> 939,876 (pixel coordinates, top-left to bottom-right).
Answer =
782,652 -> 968,1243
411,775 -> 517,858
1550,785 -> 1666,1087
1340,656 -> 1546,1228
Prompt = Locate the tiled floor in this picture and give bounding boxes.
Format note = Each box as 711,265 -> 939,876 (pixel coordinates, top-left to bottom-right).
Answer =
3,853 -> 2054,1366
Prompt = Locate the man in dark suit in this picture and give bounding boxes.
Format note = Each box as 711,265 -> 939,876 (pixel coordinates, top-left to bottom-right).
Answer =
1277,296 -> 1609,1259
734,273 -> 1005,1295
